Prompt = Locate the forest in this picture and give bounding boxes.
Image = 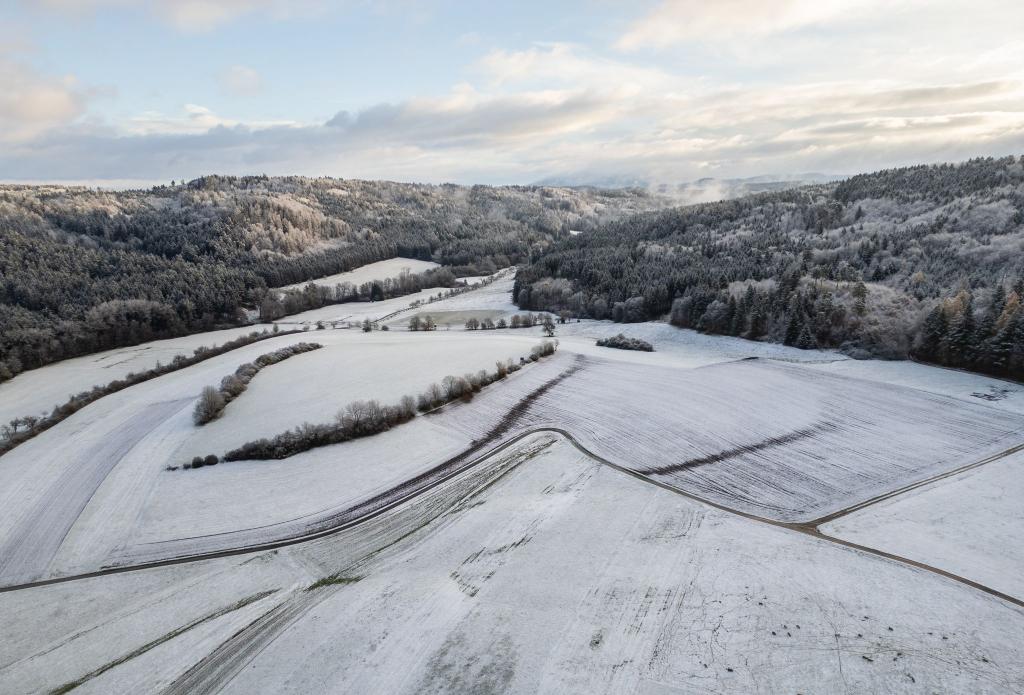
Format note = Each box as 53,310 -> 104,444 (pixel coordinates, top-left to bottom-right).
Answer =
514,156 -> 1024,379
0,177 -> 664,381
5,158 -> 1024,383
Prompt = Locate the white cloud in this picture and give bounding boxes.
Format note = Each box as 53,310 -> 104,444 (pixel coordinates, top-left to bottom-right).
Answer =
7,3 -> 1024,183
616,0 -> 877,51
0,59 -> 88,143
218,64 -> 262,96
125,103 -> 296,135
477,43 -> 674,92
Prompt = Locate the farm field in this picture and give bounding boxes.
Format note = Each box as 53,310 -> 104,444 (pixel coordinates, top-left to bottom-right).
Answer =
2,435 -> 1023,694
822,449 -> 1024,600
1,262 -> 1023,693
0,325 -> 273,426
273,257 -> 439,292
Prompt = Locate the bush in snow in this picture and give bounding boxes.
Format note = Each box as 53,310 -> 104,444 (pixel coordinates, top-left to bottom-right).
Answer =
596,333 -> 654,352
199,341 -> 558,465
193,342 -> 322,426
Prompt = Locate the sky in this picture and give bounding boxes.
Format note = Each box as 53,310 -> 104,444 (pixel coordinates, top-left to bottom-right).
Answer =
1,0 -> 1023,186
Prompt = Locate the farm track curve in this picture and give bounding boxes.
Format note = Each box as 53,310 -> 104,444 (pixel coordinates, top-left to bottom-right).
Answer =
2,422 -> 1023,612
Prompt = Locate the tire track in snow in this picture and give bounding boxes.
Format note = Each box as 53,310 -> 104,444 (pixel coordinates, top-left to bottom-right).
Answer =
0,398 -> 189,586
2,363 -> 1023,614
159,587 -> 332,695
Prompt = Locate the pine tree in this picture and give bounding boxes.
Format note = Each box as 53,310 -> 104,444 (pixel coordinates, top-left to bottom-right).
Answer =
784,310 -> 803,346
946,295 -> 976,367
852,281 -> 868,316
917,306 -> 947,362
795,324 -> 817,350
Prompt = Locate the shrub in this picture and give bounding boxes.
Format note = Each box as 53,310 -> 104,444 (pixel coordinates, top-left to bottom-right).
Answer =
199,340 -> 559,465
193,342 -> 321,426
596,333 -> 653,352
0,327 -> 306,457
193,386 -> 227,425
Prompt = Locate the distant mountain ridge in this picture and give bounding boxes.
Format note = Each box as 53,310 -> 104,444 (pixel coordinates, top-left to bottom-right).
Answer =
533,172 -> 846,203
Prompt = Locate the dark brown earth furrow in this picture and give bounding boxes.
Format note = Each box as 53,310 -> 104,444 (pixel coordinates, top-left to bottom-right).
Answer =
636,420 -> 839,476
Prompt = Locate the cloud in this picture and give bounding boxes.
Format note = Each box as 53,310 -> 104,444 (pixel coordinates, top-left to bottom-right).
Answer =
0,59 -> 89,143
616,0 -> 872,51
218,64 -> 262,96
328,85 -> 622,146
6,6 -> 1024,184
125,103 -> 296,135
476,43 -> 674,92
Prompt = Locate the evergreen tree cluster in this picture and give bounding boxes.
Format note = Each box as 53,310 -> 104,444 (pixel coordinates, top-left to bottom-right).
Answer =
0,178 -> 663,381
514,156 -> 1024,377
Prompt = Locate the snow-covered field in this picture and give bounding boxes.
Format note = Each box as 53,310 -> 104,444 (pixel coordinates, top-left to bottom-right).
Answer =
3,435 -> 1023,694
822,448 -> 1024,599
273,257 -> 438,292
0,325 -> 272,426
2,262 -> 1024,693
275,286 -> 452,326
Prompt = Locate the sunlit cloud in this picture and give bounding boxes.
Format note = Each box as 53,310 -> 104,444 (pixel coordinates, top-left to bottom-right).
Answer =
4,2 -> 1024,184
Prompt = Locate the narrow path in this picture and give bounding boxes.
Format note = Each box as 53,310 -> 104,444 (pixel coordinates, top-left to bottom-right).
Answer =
804,441 -> 1024,526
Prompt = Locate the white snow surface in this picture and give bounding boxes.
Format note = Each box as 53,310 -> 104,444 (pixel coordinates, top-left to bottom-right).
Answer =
822,448 -> 1024,599
273,257 -> 439,292
0,325 -> 272,426
3,435 -> 1023,694
1,306 -> 1022,584
3,266 -> 1024,693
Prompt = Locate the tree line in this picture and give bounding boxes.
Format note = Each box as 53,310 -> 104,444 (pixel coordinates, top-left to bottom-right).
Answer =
181,340 -> 558,467
193,342 -> 323,425
1,178 -> 662,382
513,156 -> 1024,378
1,327 -> 304,456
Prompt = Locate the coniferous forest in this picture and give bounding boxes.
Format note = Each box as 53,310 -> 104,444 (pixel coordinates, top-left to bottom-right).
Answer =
4,158 -> 1024,383
515,156 -> 1024,380
0,176 -> 661,381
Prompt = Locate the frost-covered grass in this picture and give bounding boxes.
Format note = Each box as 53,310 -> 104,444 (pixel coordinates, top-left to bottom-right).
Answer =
273,257 -> 439,292
2,321 -> 1021,585
822,449 -> 1024,599
806,358 -> 1024,414
276,287 -> 451,326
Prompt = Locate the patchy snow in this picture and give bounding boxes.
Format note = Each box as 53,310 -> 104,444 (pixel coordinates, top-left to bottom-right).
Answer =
2,323 -> 1021,586
3,264 -> 1024,693
176,330 -> 543,462
273,257 -> 439,292
0,330 -> 334,584
822,449 -> 1024,599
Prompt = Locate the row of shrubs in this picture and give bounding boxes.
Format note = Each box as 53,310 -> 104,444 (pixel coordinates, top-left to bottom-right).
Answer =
0,327 -> 304,457
403,268 -> 511,313
193,342 -> 323,425
596,333 -> 655,352
183,340 -> 558,467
